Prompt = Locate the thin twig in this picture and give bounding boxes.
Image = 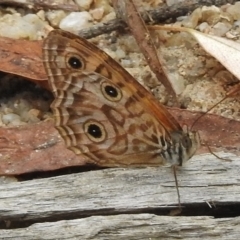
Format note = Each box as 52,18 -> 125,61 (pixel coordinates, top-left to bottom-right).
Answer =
0,0 -> 79,11
173,165 -> 182,210
113,0 -> 177,98
78,0 -> 236,39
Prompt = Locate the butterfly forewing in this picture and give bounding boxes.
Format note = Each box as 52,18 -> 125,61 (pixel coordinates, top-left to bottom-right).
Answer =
43,29 -> 200,167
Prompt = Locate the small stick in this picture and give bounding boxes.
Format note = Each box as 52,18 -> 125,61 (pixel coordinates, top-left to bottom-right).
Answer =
173,165 -> 182,209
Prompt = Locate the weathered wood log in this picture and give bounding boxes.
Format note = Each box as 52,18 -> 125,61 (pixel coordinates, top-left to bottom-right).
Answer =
1,214 -> 239,239
0,152 -> 239,220
0,152 -> 239,239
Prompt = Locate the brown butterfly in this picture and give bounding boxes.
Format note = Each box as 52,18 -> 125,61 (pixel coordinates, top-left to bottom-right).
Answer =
42,29 -> 200,168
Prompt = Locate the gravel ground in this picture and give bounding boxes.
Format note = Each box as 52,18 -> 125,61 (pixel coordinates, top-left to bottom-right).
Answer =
0,0 -> 240,126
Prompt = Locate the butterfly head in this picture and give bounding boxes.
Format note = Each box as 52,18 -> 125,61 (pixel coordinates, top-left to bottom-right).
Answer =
161,127 -> 200,166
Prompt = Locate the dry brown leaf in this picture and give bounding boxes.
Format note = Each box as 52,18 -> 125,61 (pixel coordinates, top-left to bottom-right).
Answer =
187,28 -> 240,81
0,36 -> 48,88
0,120 -> 89,175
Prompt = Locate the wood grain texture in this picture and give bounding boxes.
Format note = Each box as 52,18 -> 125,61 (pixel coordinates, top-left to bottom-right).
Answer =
1,214 -> 239,239
0,152 -> 239,238
0,152 -> 239,220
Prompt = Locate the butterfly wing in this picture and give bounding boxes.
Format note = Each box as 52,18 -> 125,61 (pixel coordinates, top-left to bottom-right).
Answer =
43,30 -> 199,167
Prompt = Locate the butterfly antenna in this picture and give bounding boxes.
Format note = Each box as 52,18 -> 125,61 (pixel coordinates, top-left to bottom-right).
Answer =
190,81 -> 240,131
207,145 -> 232,162
190,96 -> 227,131
190,92 -> 234,162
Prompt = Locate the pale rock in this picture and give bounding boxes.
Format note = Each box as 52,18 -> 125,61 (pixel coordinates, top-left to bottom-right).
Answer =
233,20 -> 240,28
166,0 -> 184,6
11,119 -> 25,126
225,31 -> 238,39
90,7 -> 105,20
94,0 -> 112,15
21,110 -> 40,123
168,73 -> 185,95
0,13 -> 46,40
59,12 -> 93,34
201,6 -> 221,25
115,48 -> 126,60
75,0 -> 93,10
226,2 -> 240,20
102,11 -> 116,22
220,12 -> 234,24
121,59 -> 133,68
119,36 -> 139,52
36,10 -> 45,21
28,109 -> 41,118
182,8 -> 202,28
2,113 -> 21,125
197,22 -> 210,33
202,5 -> 220,14
212,22 -> 232,36
103,48 -> 117,59
13,99 -> 31,115
176,16 -> 188,22
0,114 -> 3,127
23,14 -> 46,31
45,10 -> 67,27
2,107 -> 13,114
28,114 -> 40,123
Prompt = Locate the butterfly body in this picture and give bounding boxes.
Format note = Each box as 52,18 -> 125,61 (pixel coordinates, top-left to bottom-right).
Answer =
43,30 -> 200,167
